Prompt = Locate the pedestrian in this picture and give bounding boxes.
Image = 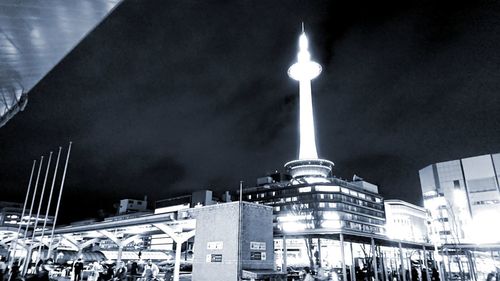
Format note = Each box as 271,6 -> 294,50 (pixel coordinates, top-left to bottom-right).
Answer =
8,261 -> 20,281
130,261 -> 138,276
73,258 -> 84,281
36,260 -> 50,281
0,257 -> 6,281
431,268 -> 440,281
114,262 -> 127,281
302,267 -> 314,281
141,260 -> 158,281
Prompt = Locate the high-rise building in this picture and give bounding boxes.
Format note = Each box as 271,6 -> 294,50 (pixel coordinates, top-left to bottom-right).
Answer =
419,153 -> 500,244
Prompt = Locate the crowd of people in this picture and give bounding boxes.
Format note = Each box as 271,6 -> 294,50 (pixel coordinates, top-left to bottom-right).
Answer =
71,259 -> 162,281
0,256 -> 166,281
0,257 -> 53,281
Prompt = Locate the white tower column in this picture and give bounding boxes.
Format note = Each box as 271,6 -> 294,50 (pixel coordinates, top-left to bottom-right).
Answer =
285,29 -> 333,179
288,32 -> 321,160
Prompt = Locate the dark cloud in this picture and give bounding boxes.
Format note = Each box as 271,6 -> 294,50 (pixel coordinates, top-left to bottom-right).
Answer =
1,0 -> 500,223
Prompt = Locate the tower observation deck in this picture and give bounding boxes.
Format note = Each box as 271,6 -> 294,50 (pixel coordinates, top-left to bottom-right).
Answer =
284,30 -> 334,179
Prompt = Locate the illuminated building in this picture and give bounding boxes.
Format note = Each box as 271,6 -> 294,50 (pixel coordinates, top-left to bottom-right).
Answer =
419,153 -> 500,244
420,154 -> 500,280
384,200 -> 428,243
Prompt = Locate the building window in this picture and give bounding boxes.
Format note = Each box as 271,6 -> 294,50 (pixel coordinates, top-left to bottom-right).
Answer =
247,195 -> 252,200
299,187 -> 312,193
319,202 -> 326,208
316,185 -> 340,192
274,206 -> 281,212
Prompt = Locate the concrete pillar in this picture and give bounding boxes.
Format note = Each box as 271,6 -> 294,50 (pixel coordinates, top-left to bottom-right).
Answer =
317,238 -> 322,266
399,242 -> 406,281
340,234 -> 347,281
350,242 -> 355,281
22,247 -> 33,275
117,245 -> 123,263
282,236 -> 287,273
173,241 -> 182,281
371,237 -> 379,281
423,246 -> 430,281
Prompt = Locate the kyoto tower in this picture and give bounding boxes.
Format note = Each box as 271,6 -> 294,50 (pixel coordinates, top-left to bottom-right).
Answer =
284,28 -> 334,180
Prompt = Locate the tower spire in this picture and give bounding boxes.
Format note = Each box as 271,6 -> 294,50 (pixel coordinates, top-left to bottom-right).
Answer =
285,26 -> 334,180
287,29 -> 321,159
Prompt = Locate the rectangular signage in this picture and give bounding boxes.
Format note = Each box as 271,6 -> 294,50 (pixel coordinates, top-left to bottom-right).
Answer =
250,252 -> 266,261
211,254 -> 223,263
207,241 -> 223,250
250,241 -> 266,250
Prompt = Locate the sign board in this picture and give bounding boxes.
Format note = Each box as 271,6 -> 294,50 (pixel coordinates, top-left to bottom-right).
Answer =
250,241 -> 266,250
207,241 -> 223,250
211,254 -> 223,263
250,252 -> 266,261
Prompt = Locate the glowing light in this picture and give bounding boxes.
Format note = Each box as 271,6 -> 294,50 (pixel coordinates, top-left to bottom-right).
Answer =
467,210 -> 500,244
453,189 -> 468,209
321,220 -> 341,229
322,211 -> 340,220
288,32 -> 322,160
277,214 -> 312,222
315,185 -> 340,192
282,222 -> 307,232
298,186 -> 312,193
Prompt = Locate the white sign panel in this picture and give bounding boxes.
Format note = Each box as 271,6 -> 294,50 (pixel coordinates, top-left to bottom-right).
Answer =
261,252 -> 266,260
250,241 -> 266,250
207,241 -> 223,250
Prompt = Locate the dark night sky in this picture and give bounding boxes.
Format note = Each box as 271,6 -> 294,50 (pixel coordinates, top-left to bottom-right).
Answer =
1,0 -> 500,223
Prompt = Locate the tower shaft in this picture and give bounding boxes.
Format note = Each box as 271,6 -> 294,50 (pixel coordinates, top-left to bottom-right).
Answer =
298,79 -> 318,159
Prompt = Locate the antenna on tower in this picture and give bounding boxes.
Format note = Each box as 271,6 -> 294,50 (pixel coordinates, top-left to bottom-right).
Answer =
301,22 -> 305,33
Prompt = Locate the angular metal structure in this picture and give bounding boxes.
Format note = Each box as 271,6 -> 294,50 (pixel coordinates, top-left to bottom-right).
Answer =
0,0 -> 122,127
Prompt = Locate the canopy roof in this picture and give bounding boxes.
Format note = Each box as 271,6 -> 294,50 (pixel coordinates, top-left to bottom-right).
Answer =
0,0 -> 122,127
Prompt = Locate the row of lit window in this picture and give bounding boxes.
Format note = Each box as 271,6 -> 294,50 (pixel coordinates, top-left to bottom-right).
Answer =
256,193 -> 383,211
272,202 -> 384,219
246,186 -> 382,203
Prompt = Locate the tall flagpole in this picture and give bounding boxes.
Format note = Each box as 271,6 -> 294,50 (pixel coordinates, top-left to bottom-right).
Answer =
26,151 -> 52,266
237,181 -> 243,281
8,160 -> 36,266
47,142 -> 72,259
21,156 -> 44,275
39,147 -> 62,260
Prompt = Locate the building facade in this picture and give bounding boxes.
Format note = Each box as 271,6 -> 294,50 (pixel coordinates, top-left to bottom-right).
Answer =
0,201 -> 54,230
384,200 -> 428,243
243,177 -> 386,237
419,153 -> 500,244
